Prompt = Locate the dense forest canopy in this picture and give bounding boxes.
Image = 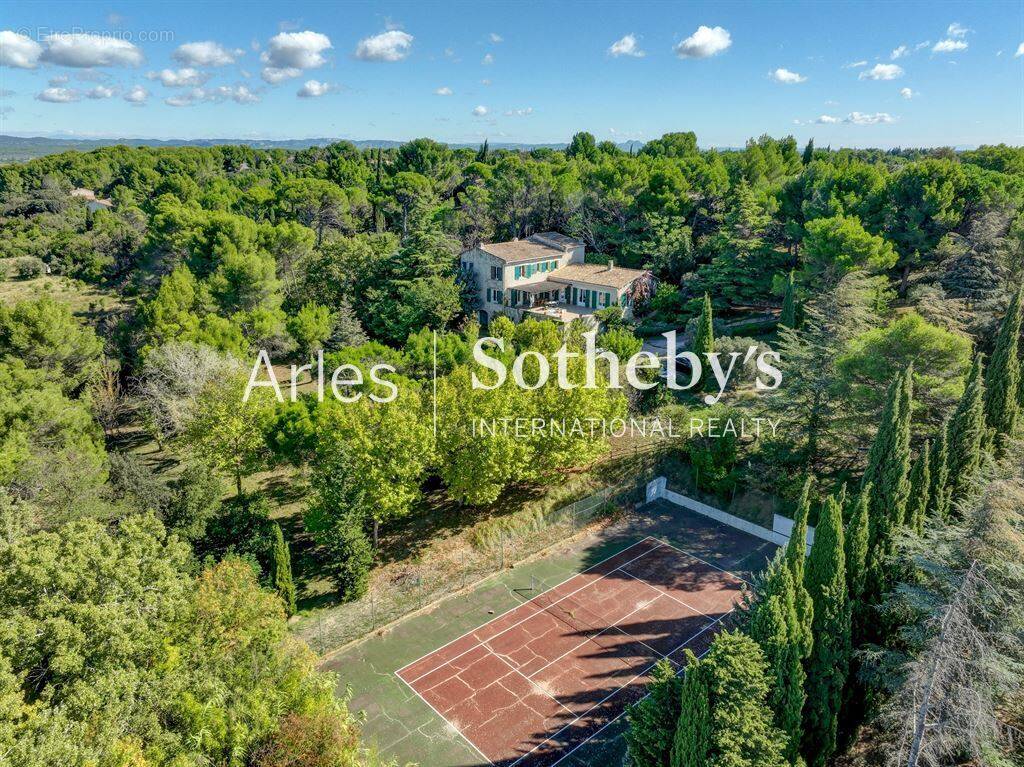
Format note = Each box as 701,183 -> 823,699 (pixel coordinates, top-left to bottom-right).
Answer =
1,131 -> 1022,767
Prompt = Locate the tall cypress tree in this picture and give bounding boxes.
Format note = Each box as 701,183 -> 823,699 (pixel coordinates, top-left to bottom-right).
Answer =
928,419 -> 951,520
984,286 -> 1022,454
907,441 -> 931,535
749,592 -> 805,764
625,659 -> 682,767
693,292 -> 715,390
802,138 -> 815,165
780,271 -> 797,329
862,368 -> 912,598
671,651 -> 711,767
784,477 -> 814,658
699,631 -> 788,767
271,523 -> 297,616
844,485 -> 869,617
947,353 -> 986,505
803,496 -> 851,767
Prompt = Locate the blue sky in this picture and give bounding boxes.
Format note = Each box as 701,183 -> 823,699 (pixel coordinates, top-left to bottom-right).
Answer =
1,0 -> 1022,148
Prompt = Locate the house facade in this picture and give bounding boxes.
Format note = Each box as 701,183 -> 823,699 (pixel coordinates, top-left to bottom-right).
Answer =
459,232 -> 652,325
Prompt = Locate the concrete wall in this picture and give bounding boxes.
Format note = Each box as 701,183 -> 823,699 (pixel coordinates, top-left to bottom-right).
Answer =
646,477 -> 814,554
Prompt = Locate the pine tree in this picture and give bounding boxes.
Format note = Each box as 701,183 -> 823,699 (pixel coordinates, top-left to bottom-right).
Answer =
671,651 -> 711,767
625,659 -> 683,767
271,523 -> 296,616
780,271 -> 797,329
928,419 -> 952,520
983,285 -> 1022,454
784,477 -> 815,658
947,353 -> 986,505
693,292 -> 714,390
749,593 -> 805,764
802,138 -> 815,165
476,138 -> 489,162
862,368 -> 912,598
803,496 -> 851,767
907,441 -> 931,535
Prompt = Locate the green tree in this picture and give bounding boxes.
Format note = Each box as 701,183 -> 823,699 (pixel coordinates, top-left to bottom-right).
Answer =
182,375 -> 276,496
983,286 -> 1022,454
947,353 -> 986,504
928,419 -> 952,520
566,131 -> 599,161
785,477 -> 815,659
0,295 -> 103,394
287,302 -> 334,359
780,271 -> 796,329
693,292 -> 714,389
802,214 -> 897,283
671,651 -> 711,767
802,496 -> 851,767
748,592 -> 804,763
625,659 -> 682,767
861,368 -> 912,597
802,138 -> 815,165
907,440 -> 931,535
271,523 -> 296,616
844,483 -> 870,643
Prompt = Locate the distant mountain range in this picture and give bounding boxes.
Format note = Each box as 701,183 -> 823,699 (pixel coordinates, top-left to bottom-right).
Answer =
0,134 -> 647,162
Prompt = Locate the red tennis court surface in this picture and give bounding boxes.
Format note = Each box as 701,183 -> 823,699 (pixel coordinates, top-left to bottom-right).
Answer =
395,536 -> 746,766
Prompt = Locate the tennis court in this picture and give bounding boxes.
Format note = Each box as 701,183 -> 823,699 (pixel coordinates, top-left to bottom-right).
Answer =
395,535 -> 746,766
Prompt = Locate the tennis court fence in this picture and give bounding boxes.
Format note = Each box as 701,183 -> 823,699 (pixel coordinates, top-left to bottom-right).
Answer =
306,481 -> 646,655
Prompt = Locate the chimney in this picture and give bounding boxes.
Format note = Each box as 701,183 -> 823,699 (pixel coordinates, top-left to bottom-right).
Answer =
606,259 -> 614,271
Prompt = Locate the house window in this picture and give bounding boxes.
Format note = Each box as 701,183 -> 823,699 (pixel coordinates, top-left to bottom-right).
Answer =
485,288 -> 491,303
602,292 -> 611,307
514,266 -> 522,280
490,265 -> 503,280
494,289 -> 503,304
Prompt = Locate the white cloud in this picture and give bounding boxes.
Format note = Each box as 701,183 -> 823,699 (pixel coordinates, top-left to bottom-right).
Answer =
297,79 -> 334,97
608,34 -> 645,58
480,78 -> 492,86
165,84 -> 258,107
146,67 -> 210,87
262,30 -> 332,77
36,87 -> 80,103
481,52 -> 494,65
86,85 -> 117,99
947,22 -> 970,38
674,25 -> 731,59
1016,42 -> 1024,58
48,75 -> 69,85
900,87 -> 915,99
488,33 -> 503,43
891,45 -> 909,59
354,30 -> 412,62
172,41 -> 242,67
844,60 -> 867,68
0,31 -> 43,68
40,33 -> 143,67
503,107 -> 533,116
123,85 -> 148,104
261,66 -> 302,83
815,114 -> 841,124
472,105 -> 487,116
846,111 -> 895,125
859,63 -> 903,80
769,67 -> 806,84
933,39 -> 968,53
434,86 -> 453,96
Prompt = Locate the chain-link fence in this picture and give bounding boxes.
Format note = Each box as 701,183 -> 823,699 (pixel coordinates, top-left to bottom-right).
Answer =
303,481 -> 644,654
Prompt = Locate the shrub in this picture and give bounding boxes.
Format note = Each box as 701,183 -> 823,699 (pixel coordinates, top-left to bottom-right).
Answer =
14,257 -> 44,279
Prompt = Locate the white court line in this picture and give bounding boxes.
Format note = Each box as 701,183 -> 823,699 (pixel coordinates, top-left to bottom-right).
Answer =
398,537 -> 666,685
546,610 -> 734,767
395,668 -> 495,766
510,609 -> 736,767
616,569 -> 722,615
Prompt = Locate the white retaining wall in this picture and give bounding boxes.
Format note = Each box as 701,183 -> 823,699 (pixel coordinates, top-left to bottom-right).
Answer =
646,477 -> 814,554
